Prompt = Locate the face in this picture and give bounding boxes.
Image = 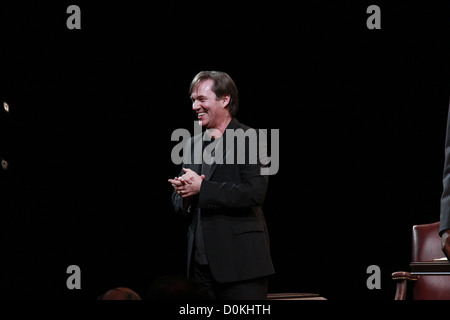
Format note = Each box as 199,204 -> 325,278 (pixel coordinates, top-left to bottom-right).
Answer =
190,79 -> 230,129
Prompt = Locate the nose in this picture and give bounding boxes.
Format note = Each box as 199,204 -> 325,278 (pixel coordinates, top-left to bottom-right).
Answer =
192,101 -> 201,111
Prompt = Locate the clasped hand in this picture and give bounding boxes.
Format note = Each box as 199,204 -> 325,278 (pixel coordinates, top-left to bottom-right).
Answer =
168,168 -> 205,198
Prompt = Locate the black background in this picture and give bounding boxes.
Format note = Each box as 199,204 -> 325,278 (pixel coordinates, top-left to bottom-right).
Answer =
0,0 -> 449,300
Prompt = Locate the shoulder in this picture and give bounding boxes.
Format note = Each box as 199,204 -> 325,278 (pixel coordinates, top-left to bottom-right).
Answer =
227,117 -> 253,131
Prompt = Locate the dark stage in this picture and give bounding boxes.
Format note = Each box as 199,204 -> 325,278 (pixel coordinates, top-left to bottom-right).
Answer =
0,1 -> 450,302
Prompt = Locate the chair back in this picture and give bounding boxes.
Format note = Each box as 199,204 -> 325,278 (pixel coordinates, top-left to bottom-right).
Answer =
412,221 -> 444,262
411,221 -> 450,300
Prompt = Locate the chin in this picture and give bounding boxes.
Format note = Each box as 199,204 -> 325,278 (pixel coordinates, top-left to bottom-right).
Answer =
200,120 -> 210,128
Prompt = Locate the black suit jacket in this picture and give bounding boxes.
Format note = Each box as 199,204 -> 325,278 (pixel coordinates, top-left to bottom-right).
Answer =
440,105 -> 450,235
171,118 -> 275,283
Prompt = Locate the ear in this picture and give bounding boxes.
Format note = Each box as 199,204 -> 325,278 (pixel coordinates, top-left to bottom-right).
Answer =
221,95 -> 231,108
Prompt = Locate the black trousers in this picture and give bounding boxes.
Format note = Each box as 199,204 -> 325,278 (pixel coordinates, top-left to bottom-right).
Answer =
193,263 -> 268,300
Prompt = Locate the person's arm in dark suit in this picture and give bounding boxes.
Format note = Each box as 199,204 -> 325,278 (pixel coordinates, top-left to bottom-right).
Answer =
198,129 -> 269,209
198,165 -> 268,209
441,105 -> 450,259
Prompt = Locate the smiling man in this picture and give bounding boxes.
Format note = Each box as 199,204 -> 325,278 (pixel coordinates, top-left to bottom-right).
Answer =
192,76 -> 234,131
168,71 -> 274,300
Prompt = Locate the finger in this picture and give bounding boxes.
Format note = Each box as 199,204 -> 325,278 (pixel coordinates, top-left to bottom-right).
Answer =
175,176 -> 187,185
200,175 -> 206,180
180,174 -> 193,184
170,177 -> 184,184
180,172 -> 190,180
179,189 -> 193,198
183,168 -> 199,180
183,168 -> 200,177
183,168 -> 197,179
174,185 -> 185,191
168,179 -> 182,186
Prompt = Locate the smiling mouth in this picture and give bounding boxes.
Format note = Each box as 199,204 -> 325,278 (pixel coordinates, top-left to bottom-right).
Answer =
197,112 -> 206,119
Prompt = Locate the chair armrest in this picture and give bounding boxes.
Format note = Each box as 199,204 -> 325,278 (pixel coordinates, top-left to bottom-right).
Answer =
391,271 -> 418,300
392,271 -> 418,281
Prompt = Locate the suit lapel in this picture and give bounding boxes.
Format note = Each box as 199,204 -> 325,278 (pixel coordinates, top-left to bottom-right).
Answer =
205,156 -> 218,181
201,131 -> 217,180
203,118 -> 240,181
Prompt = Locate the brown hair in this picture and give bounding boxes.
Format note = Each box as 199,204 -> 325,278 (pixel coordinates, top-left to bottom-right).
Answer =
189,71 -> 239,117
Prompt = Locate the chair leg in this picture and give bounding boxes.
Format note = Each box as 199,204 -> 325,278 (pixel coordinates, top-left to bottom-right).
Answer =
392,271 -> 417,300
394,279 -> 407,300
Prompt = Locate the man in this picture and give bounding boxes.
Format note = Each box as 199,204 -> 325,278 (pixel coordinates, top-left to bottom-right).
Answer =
440,104 -> 450,258
168,71 -> 274,300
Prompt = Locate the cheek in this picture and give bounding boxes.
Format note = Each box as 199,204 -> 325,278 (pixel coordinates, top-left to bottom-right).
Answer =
206,102 -> 221,114
202,105 -> 213,116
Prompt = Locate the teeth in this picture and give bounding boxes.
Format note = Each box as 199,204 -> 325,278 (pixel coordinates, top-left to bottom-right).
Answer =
198,112 -> 206,116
